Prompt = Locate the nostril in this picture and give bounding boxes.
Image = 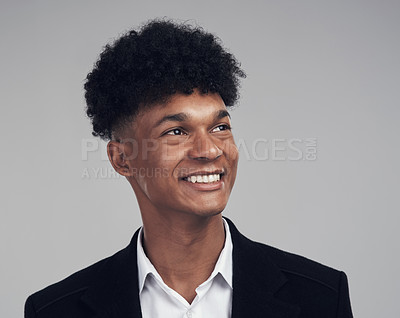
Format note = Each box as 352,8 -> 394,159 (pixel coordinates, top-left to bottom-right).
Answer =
187,136 -> 222,161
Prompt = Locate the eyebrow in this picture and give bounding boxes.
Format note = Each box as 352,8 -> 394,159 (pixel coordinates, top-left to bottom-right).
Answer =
154,109 -> 230,128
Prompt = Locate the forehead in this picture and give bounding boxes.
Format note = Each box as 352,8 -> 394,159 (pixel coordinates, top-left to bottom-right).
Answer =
137,91 -> 227,126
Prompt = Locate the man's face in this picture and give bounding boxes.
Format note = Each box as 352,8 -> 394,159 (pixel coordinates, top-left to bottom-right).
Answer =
119,90 -> 239,219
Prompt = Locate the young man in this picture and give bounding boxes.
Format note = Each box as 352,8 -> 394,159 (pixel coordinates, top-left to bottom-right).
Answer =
25,19 -> 353,318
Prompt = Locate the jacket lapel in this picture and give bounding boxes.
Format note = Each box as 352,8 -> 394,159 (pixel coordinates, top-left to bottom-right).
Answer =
80,229 -> 143,318
226,218 -> 300,318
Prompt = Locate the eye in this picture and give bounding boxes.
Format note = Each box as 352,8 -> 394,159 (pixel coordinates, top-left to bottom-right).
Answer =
165,128 -> 186,136
212,124 -> 231,132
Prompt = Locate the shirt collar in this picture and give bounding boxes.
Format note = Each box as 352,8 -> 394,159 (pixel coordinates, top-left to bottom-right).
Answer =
137,218 -> 233,294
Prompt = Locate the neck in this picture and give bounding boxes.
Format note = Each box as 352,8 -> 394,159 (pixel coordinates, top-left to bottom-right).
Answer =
140,212 -> 226,303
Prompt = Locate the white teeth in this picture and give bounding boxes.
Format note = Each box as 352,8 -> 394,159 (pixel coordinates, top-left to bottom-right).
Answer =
185,174 -> 221,184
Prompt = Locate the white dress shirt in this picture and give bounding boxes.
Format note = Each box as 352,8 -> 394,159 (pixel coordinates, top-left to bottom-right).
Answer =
137,219 -> 233,318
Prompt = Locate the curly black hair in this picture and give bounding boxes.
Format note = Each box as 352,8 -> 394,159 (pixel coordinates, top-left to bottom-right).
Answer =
84,18 -> 246,140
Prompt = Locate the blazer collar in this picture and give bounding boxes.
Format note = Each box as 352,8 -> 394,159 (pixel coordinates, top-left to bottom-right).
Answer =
80,229 -> 143,318
226,217 -> 300,318
81,218 -> 300,318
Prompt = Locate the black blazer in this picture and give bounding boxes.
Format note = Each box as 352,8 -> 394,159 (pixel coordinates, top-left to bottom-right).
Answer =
25,218 -> 353,318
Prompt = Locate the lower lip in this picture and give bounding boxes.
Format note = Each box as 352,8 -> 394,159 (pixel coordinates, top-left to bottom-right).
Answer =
181,178 -> 224,191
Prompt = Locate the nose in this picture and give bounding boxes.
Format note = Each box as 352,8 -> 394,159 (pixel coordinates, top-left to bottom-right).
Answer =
187,132 -> 223,161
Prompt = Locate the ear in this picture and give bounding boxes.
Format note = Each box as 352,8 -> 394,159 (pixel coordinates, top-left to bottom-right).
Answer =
107,140 -> 134,177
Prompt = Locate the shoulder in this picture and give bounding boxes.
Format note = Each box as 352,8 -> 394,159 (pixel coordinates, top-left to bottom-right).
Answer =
25,246 -> 128,317
225,217 -> 348,293
253,239 -> 345,292
235,236 -> 353,317
226,217 -> 353,317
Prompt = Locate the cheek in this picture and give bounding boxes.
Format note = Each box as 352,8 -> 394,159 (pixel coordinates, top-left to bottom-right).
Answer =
132,149 -> 177,192
224,140 -> 239,165
161,142 -> 187,163
129,156 -> 156,191
132,164 -> 171,202
224,141 -> 239,186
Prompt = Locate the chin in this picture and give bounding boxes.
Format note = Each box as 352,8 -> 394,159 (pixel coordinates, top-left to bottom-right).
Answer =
183,202 -> 227,218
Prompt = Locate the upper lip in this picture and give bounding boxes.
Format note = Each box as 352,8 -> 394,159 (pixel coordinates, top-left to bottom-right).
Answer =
180,169 -> 225,179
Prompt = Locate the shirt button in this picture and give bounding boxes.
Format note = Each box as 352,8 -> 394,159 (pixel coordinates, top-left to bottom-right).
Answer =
186,311 -> 193,318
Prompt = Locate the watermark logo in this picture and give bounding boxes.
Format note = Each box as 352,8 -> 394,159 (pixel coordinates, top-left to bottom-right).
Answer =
236,138 -> 317,161
81,137 -> 318,179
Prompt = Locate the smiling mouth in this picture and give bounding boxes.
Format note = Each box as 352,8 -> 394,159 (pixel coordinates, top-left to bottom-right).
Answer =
181,173 -> 224,184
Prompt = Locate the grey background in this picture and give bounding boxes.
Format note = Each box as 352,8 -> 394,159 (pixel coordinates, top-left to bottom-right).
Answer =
1,1 -> 399,317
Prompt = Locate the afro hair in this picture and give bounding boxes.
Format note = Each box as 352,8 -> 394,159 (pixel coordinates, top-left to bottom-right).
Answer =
84,18 -> 246,140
